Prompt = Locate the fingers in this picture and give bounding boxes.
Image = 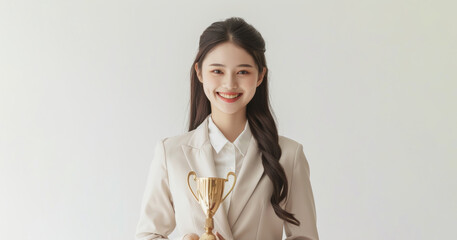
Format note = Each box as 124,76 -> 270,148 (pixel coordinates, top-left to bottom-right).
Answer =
215,231 -> 225,240
185,232 -> 224,240
183,233 -> 199,240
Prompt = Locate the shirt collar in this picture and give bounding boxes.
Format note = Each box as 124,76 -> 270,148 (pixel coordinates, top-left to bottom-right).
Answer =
208,114 -> 252,156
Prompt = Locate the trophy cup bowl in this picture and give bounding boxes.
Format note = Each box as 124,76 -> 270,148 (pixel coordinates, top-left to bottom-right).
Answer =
187,171 -> 236,240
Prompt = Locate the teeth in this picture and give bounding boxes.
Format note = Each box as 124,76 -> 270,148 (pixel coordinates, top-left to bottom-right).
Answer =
219,93 -> 240,99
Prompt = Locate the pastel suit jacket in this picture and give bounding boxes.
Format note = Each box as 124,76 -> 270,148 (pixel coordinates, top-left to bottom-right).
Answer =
135,115 -> 319,240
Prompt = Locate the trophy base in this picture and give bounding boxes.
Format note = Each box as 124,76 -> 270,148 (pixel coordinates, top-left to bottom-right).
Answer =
199,232 -> 217,240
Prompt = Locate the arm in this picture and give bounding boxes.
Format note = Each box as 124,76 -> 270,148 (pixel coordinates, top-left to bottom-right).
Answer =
135,139 -> 176,240
284,143 -> 319,240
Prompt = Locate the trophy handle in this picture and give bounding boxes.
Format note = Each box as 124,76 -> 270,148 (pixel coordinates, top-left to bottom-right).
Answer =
222,172 -> 236,202
187,171 -> 198,201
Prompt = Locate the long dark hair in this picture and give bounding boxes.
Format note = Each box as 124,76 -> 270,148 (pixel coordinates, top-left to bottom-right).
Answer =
187,17 -> 300,226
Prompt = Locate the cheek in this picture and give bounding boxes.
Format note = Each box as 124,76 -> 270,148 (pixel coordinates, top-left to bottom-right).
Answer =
202,82 -> 217,97
244,79 -> 260,98
243,77 -> 259,90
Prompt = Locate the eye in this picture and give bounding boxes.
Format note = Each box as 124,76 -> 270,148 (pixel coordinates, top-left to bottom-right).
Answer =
211,69 -> 222,74
238,70 -> 249,75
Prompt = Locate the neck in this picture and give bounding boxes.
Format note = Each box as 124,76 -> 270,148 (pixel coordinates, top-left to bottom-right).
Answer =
210,108 -> 247,143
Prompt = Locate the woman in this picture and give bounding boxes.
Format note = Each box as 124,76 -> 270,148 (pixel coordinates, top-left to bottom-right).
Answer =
135,17 -> 319,240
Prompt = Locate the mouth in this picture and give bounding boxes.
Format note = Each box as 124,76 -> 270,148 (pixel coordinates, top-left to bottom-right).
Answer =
218,92 -> 241,98
217,92 -> 243,102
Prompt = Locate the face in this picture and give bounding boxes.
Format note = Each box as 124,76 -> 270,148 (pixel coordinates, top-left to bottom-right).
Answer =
195,42 -> 266,116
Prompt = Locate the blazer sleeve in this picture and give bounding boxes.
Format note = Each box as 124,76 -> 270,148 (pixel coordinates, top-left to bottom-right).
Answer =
284,143 -> 319,240
135,139 -> 176,240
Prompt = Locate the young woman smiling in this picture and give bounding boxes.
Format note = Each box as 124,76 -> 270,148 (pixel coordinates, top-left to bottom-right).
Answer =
135,17 -> 319,240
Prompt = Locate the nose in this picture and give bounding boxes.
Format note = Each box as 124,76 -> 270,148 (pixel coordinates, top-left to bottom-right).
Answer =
222,72 -> 238,89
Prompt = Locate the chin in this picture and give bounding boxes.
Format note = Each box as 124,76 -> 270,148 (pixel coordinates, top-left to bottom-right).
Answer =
217,106 -> 246,115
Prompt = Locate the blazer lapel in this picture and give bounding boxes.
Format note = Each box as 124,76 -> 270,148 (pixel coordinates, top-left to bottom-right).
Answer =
182,142 -> 217,178
181,115 -> 234,240
227,136 -> 264,228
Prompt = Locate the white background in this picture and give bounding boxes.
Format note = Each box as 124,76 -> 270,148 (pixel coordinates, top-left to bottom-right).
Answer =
1,0 -> 456,239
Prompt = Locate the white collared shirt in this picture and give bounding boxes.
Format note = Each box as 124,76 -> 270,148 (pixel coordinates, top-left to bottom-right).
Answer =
208,114 -> 252,215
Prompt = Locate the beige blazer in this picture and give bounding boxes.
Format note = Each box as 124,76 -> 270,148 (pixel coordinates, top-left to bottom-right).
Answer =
135,115 -> 319,240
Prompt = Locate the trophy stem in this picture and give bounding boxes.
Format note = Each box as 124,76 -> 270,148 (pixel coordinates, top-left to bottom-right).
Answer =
205,216 -> 214,233
200,217 -> 216,240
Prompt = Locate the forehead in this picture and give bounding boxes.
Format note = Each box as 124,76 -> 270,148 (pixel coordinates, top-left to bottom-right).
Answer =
203,42 -> 255,67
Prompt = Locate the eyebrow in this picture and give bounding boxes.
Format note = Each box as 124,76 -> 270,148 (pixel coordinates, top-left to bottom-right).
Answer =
208,63 -> 254,68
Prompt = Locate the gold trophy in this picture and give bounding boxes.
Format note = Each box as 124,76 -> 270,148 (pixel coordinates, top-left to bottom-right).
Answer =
187,171 -> 236,240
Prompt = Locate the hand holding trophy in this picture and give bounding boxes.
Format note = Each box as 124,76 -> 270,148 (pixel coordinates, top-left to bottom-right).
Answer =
187,171 -> 236,240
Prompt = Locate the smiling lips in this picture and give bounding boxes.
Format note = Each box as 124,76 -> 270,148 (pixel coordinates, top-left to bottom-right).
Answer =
217,92 -> 242,103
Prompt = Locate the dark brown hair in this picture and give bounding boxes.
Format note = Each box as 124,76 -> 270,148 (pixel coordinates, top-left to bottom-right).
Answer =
187,17 -> 300,226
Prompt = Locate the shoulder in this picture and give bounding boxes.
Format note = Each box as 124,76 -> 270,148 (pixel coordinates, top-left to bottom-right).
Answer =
154,125 -> 204,156
277,135 -> 308,169
278,135 -> 303,155
155,130 -> 194,150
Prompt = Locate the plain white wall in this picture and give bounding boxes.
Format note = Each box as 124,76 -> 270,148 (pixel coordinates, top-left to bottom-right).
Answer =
1,0 -> 456,239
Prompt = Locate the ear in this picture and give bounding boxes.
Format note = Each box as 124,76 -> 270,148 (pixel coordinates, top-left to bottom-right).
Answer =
256,67 -> 266,87
194,63 -> 203,83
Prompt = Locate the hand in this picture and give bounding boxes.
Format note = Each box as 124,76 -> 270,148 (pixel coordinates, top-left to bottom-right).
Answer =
183,232 -> 225,240
183,233 -> 199,240
215,231 -> 225,240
